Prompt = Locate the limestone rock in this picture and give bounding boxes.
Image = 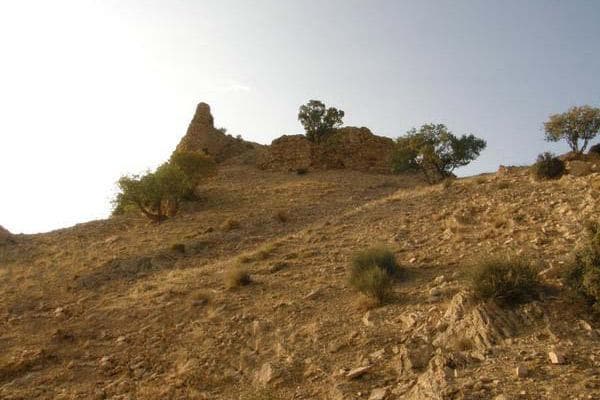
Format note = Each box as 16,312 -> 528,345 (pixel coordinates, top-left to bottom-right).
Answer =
368,387 -> 388,400
175,102 -> 261,162
548,351 -> 565,365
515,365 -> 528,378
255,362 -> 281,386
0,225 -> 11,242
403,354 -> 454,400
393,339 -> 434,375
347,365 -> 371,379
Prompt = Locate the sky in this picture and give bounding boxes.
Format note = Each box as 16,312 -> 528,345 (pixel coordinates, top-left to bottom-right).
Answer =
1,0 -> 599,234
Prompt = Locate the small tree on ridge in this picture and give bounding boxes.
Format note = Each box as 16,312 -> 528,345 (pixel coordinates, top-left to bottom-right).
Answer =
298,100 -> 345,142
544,105 -> 600,154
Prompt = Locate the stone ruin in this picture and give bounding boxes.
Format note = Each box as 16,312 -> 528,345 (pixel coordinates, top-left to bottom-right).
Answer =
256,128 -> 394,173
175,102 -> 395,174
175,102 -> 263,163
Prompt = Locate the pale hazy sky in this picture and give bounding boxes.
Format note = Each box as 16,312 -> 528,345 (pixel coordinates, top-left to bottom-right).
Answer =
1,0 -> 599,234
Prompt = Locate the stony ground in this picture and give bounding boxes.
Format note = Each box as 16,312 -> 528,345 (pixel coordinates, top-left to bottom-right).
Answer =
1,165 -> 599,400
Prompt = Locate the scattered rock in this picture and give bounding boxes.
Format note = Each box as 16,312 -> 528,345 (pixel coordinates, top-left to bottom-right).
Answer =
549,351 -> 565,365
347,366 -> 371,379
362,311 -> 374,327
255,362 -> 279,386
579,320 -> 593,332
515,365 -> 528,378
368,387 -> 388,400
304,287 -> 323,300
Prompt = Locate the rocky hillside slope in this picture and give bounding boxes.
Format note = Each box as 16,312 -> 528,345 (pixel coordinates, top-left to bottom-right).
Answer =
1,165 -> 599,400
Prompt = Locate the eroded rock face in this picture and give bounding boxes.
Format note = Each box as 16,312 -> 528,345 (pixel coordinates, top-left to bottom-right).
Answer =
258,127 -> 394,173
0,225 -> 11,242
175,102 -> 260,162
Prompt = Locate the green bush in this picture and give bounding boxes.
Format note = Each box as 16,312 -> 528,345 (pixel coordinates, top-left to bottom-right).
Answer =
349,265 -> 392,304
351,246 -> 400,276
348,246 -> 400,303
564,222 -> 600,313
113,162 -> 192,222
589,143 -> 600,155
532,152 -> 565,180
469,255 -> 540,306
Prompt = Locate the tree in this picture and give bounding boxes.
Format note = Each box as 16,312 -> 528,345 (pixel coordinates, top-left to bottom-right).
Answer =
392,124 -> 486,183
113,162 -> 192,222
298,100 -> 345,142
544,105 -> 600,154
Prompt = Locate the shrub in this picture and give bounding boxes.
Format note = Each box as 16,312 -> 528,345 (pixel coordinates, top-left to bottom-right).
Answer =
469,255 -> 540,306
351,246 -> 400,276
589,143 -> 600,155
392,124 -> 486,183
349,247 -> 400,304
224,266 -> 251,289
564,222 -> 600,313
296,167 -> 308,175
349,265 -> 392,304
112,162 -> 192,222
532,152 -> 565,180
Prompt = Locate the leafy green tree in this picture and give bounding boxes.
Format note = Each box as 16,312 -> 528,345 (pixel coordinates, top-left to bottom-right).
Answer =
392,124 -> 486,183
298,100 -> 345,142
113,162 -> 192,222
544,105 -> 600,154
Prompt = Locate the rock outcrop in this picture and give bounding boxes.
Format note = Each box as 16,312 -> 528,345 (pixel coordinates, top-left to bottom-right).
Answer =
175,102 -> 261,163
257,127 -> 394,173
0,225 -> 11,243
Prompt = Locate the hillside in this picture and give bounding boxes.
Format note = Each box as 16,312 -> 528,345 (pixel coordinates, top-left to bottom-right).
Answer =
1,164 -> 600,399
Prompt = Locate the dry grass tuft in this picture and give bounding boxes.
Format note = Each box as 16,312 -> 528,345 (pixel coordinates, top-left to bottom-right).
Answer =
221,218 -> 241,231
224,266 -> 251,289
274,210 -> 288,223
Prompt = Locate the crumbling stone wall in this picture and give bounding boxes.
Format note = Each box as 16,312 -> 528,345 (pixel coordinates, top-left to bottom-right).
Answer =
257,127 -> 394,173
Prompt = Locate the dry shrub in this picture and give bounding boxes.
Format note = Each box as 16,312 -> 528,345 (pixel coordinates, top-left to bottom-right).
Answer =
496,181 -> 510,190
274,211 -> 288,223
469,255 -> 540,306
532,152 -> 565,180
349,265 -> 393,304
564,221 -> 600,314
441,178 -> 455,190
351,246 -> 400,276
349,246 -> 400,304
224,266 -> 251,289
